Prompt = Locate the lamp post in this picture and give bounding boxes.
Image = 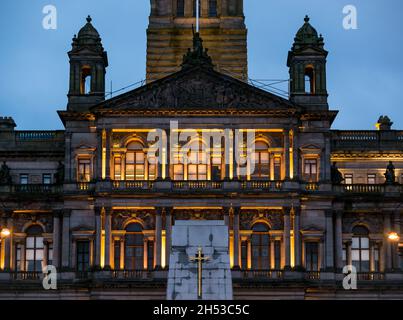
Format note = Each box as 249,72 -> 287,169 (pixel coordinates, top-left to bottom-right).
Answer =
388,231 -> 400,271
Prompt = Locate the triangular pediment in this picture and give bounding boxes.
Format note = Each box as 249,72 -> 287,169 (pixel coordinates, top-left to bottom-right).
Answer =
92,66 -> 299,114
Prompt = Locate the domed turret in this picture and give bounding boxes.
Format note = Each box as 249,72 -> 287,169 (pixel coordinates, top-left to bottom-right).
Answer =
293,15 -> 324,48
67,16 -> 108,111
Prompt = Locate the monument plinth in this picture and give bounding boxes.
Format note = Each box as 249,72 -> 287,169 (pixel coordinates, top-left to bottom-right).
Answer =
167,220 -> 233,300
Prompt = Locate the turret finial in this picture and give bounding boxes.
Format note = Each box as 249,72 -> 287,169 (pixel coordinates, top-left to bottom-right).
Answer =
86,15 -> 92,23
304,15 -> 310,23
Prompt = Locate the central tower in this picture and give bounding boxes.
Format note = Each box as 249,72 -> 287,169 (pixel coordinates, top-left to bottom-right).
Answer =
146,0 -> 247,82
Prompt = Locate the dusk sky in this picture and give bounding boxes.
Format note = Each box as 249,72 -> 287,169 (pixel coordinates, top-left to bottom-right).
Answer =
0,0 -> 402,130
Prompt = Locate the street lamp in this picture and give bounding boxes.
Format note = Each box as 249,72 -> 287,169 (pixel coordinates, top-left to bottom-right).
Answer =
388,232 -> 400,242
0,228 -> 10,238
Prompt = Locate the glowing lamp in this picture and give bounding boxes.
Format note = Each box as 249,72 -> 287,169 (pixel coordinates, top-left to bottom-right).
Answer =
1,228 -> 10,237
388,232 -> 400,242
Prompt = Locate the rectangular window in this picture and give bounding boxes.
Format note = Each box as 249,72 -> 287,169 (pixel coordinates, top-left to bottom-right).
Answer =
42,173 -> 52,185
78,159 -> 91,182
47,243 -> 53,266
305,242 -> 319,271
374,244 -> 380,272
273,157 -> 281,180
76,241 -> 90,272
147,241 -> 154,270
114,157 -> 121,180
114,241 -> 121,269
20,174 -> 29,185
367,174 -> 376,184
173,164 -> 184,180
177,0 -> 185,17
344,174 -> 353,185
303,158 -> 318,182
209,0 -> 217,17
148,156 -> 157,181
241,240 -> 248,270
274,240 -> 281,269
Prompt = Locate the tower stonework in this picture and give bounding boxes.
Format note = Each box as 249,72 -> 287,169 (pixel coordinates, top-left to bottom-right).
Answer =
146,0 -> 247,82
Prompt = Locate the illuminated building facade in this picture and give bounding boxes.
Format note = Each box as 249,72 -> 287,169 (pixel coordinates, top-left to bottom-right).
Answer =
0,2 -> 402,299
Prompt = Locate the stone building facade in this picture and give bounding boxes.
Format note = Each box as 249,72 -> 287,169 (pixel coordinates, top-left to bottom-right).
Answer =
0,3 -> 402,299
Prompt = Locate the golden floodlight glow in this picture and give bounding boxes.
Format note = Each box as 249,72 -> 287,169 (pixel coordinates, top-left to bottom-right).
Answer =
388,232 -> 400,242
1,228 -> 10,237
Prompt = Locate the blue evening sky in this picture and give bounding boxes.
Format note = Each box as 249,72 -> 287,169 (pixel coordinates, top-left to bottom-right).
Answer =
0,0 -> 402,130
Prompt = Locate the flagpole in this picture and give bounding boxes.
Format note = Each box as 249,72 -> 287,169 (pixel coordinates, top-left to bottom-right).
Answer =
196,0 -> 200,32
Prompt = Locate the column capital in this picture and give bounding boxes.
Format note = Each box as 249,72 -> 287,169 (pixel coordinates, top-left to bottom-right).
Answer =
104,207 -> 113,215
94,207 -> 102,216
292,206 -> 301,216
156,207 -> 163,215
164,207 -> 173,215
282,207 -> 291,216
232,207 -> 241,215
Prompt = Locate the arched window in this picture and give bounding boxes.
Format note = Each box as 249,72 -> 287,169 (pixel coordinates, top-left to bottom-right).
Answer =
177,0 -> 185,17
252,141 -> 270,179
124,223 -> 144,270
209,0 -> 218,17
25,225 -> 44,272
251,223 -> 270,270
304,65 -> 315,94
80,66 -> 91,95
187,140 -> 208,180
126,142 -> 146,180
352,225 -> 370,272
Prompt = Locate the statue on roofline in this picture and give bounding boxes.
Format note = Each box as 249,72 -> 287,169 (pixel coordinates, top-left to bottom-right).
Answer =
384,161 -> 396,184
0,161 -> 12,185
331,162 -> 344,184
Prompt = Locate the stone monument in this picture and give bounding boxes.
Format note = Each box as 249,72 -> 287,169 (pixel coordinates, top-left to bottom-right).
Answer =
167,220 -> 233,300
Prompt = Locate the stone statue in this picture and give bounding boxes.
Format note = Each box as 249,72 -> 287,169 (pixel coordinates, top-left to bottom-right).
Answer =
384,161 -> 396,184
0,161 -> 12,185
54,161 -> 65,184
331,162 -> 344,184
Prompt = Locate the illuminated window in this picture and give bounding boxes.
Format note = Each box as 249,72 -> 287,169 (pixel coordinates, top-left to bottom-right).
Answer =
78,158 -> 91,182
114,157 -> 121,180
209,0 -> 217,17
251,141 -> 270,179
305,242 -> 319,271
211,156 -> 222,181
42,173 -> 52,185
124,223 -> 144,270
20,174 -> 29,185
177,0 -> 185,17
367,174 -> 376,184
241,240 -> 248,269
351,226 -> 370,272
274,240 -> 281,269
126,142 -> 145,180
187,141 -> 208,180
251,223 -> 270,270
25,225 -> 44,272
173,164 -> 184,180
304,65 -> 315,94
303,158 -> 318,182
344,174 -> 353,185
80,66 -> 91,95
76,241 -> 90,272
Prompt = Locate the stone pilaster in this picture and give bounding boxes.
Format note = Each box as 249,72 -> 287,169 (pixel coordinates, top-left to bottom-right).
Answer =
283,207 -> 291,269
94,207 -> 102,269
334,211 -> 343,271
232,207 -> 240,269
155,208 -> 162,269
293,207 -> 302,269
325,210 -> 334,271
165,207 -> 172,268
61,210 -> 71,269
104,207 -> 112,269
52,211 -> 62,269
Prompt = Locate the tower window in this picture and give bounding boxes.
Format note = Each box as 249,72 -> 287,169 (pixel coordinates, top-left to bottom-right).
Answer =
177,0 -> 185,17
209,0 -> 218,17
80,66 -> 92,95
304,66 -> 315,94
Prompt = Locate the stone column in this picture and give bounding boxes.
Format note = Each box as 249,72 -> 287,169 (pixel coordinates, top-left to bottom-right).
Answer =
165,207 -> 172,268
144,238 -> 149,269
270,240 -> 275,269
155,208 -> 162,269
369,241 -> 376,272
334,211 -> 343,271
61,210 -> 71,269
165,132 -> 171,180
293,207 -> 301,269
233,207 -> 240,269
224,207 -> 230,226
3,213 -> 13,271
184,0 -> 193,16
52,211 -> 61,269
346,241 -> 352,266
43,240 -> 49,269
319,240 -> 325,271
383,213 -> 392,271
105,129 -> 111,180
283,129 -> 290,179
120,238 -> 125,270
20,242 -> 26,271
393,211 -> 401,270
224,130 -> 232,180
325,210 -> 334,271
94,207 -> 102,268
96,128 -> 103,180
283,207 -> 291,269
104,207 -> 112,269
292,129 -> 299,180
